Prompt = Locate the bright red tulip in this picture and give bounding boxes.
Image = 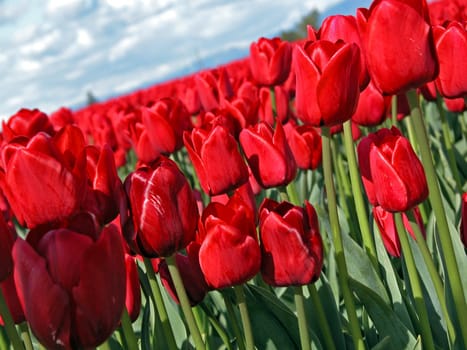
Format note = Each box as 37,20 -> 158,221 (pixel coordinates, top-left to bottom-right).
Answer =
239,121 -> 297,188
249,37 -> 292,86
283,121 -> 322,170
124,254 -> 141,322
319,14 -> 369,88
357,127 -> 428,212
123,157 -> 199,257
183,125 -> 249,195
433,21 -> 467,98
352,80 -> 390,126
373,206 -> 425,257
1,108 -> 54,144
0,130 -> 86,229
13,223 -> 126,349
258,85 -> 290,126
198,197 -> 261,289
357,0 -> 438,95
294,40 -> 361,127
259,199 -> 323,286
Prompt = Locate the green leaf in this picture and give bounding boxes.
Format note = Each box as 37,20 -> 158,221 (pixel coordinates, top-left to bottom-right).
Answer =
350,279 -> 417,350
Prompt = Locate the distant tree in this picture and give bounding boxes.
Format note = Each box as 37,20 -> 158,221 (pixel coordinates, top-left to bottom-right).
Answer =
86,90 -> 98,106
280,9 -> 320,42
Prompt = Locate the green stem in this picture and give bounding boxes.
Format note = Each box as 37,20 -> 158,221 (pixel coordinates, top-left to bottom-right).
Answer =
223,292 -> 246,350
18,323 -> 33,350
286,182 -> 300,206
198,303 -> 233,350
97,339 -> 111,350
166,255 -> 206,350
143,257 -> 178,350
269,87 -> 277,120
234,285 -> 254,350
0,287 -> 24,350
407,90 -> 467,348
343,120 -> 379,271
294,286 -> 311,350
307,284 -> 336,350
406,211 -> 457,347
321,127 -> 365,350
436,97 -> 463,193
391,94 -> 398,126
120,307 -> 138,350
394,213 -> 435,350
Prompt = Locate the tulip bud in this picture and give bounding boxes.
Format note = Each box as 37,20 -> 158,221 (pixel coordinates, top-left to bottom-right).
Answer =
259,199 -> 323,286
357,127 -> 428,212
123,157 -> 199,257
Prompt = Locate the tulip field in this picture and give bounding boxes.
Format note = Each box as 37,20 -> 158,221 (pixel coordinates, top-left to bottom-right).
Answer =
1,0 -> 467,349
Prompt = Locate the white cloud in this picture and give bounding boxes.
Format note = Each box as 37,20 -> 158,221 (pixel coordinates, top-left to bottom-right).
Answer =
0,0 -> 373,122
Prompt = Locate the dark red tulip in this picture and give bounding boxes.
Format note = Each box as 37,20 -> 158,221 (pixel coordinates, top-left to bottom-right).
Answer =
249,37 -> 292,86
158,242 -> 209,306
124,254 -> 141,322
259,199 -> 323,286
461,193 -> 467,249
183,125 -> 249,195
373,206 -> 425,257
294,40 -> 361,127
283,121 -> 322,170
239,121 -> 297,188
13,224 -> 126,349
198,197 -> 261,289
357,127 -> 428,212
0,213 -> 15,282
357,0 -> 438,95
0,273 -> 25,326
123,157 -> 199,257
433,21 -> 467,98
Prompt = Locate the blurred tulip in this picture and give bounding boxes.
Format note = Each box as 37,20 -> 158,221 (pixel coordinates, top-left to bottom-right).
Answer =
357,127 -> 428,212
123,157 -> 199,257
184,125 -> 249,195
283,121 -> 322,170
373,206 -> 425,257
239,121 -> 296,188
294,40 -> 361,126
13,224 -> 126,349
249,37 -> 292,86
198,197 -> 261,289
433,21 -> 467,98
2,108 -> 54,144
259,199 -> 323,286
158,241 -> 209,306
357,0 -> 438,95
258,85 -> 290,126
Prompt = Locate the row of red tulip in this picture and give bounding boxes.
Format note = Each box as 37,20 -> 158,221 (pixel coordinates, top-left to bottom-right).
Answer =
0,0 -> 466,349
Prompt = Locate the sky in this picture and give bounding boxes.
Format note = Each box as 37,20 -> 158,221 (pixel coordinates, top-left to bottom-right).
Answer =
0,0 -> 372,121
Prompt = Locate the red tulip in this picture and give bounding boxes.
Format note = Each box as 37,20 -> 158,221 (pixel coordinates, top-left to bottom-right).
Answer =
352,80 -> 390,126
0,130 -> 86,229
319,14 -> 369,88
373,206 -> 425,257
2,108 -> 54,144
123,157 -> 199,257
195,68 -> 234,112
0,273 -> 25,326
249,37 -> 292,86
357,0 -> 438,95
13,224 -> 126,349
158,242 -> 209,305
183,125 -> 249,195
461,193 -> 467,249
239,121 -> 297,188
0,213 -> 16,282
357,127 -> 428,212
198,197 -> 261,289
444,96 -> 466,112
259,199 -> 323,286
124,254 -> 141,322
433,21 -> 467,98
294,40 -> 361,127
258,85 -> 290,126
283,121 -> 322,170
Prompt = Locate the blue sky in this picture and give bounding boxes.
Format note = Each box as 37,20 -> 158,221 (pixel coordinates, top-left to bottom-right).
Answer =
0,0 -> 372,121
